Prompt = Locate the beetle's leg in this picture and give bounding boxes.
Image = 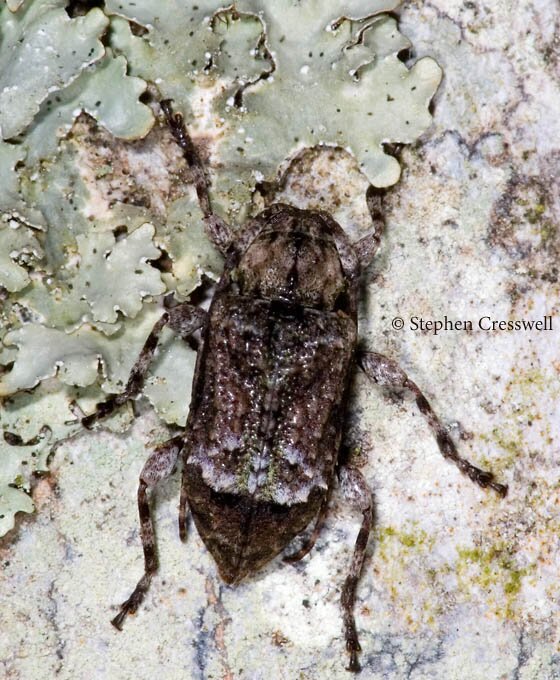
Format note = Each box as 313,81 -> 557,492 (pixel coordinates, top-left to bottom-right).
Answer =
3,424 -> 51,446
178,468 -> 190,542
161,99 -> 233,255
338,465 -> 374,674
283,487 -> 332,563
81,304 -> 206,429
358,351 -> 508,497
165,303 -> 207,342
353,186 -> 385,269
111,435 -> 184,630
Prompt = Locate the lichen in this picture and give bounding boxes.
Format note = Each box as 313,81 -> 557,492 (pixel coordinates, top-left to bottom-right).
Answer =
372,523 -> 446,629
0,220 -> 43,292
0,0 -> 440,533
456,543 -> 534,619
0,1 -> 109,139
479,367 -> 557,473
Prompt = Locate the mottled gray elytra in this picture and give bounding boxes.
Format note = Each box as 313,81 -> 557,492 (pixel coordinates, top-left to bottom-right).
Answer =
82,100 -> 507,673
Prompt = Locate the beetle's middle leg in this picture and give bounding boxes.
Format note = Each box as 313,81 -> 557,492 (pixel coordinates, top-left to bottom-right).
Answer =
358,351 -> 508,496
111,434 -> 184,630
81,303 -> 206,428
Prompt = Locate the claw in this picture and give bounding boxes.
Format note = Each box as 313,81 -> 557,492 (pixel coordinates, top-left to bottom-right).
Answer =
111,610 -> 127,631
491,481 -> 508,497
346,650 -> 361,673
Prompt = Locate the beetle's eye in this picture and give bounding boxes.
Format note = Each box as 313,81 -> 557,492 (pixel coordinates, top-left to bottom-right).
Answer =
233,269 -> 245,286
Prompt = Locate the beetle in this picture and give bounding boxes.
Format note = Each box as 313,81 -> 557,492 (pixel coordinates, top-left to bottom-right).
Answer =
81,100 -> 507,672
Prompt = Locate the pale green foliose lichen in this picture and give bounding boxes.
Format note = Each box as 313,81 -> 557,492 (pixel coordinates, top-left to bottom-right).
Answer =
0,0 -> 441,534
106,0 -> 441,220
0,220 -> 43,292
0,0 -> 108,139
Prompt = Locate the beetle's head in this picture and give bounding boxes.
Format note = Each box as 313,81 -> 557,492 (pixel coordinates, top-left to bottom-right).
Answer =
233,205 -> 351,309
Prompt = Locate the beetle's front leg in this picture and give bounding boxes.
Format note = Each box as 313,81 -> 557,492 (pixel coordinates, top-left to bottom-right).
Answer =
358,351 -> 508,496
111,434 -> 184,630
338,465 -> 374,673
3,424 -> 51,446
81,303 -> 206,429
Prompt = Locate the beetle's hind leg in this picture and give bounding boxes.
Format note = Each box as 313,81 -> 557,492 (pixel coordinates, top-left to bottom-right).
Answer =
111,435 -> 183,630
338,465 -> 374,673
160,99 -> 233,255
178,470 -> 190,542
283,487 -> 332,563
81,303 -> 206,429
358,351 -> 508,496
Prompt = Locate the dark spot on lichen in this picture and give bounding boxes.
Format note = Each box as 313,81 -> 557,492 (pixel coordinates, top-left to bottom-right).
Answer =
65,0 -> 104,19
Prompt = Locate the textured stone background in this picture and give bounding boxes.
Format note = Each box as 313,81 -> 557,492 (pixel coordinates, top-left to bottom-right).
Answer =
1,1 -> 559,678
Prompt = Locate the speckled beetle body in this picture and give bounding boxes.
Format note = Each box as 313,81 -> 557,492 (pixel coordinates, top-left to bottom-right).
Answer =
185,202 -> 359,584
82,101 -> 507,673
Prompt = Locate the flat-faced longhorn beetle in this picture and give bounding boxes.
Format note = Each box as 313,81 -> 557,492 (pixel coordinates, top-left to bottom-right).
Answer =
81,100 -> 507,672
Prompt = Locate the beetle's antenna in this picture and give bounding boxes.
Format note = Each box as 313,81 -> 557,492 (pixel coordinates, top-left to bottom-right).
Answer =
161,99 -> 212,218
161,99 -> 232,254
353,186 -> 386,269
